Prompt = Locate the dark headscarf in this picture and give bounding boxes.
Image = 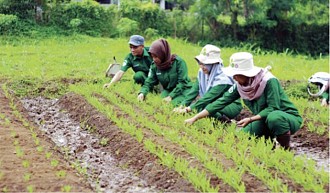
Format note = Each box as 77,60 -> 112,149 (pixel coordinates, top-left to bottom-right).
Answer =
149,39 -> 176,70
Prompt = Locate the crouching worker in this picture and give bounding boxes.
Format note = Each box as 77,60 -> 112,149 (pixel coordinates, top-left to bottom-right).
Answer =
103,35 -> 153,88
307,72 -> 330,107
137,38 -> 192,106
173,44 -> 242,122
185,52 -> 303,150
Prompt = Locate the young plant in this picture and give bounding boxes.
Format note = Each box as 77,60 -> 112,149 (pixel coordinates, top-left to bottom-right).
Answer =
56,170 -> 67,179
50,159 -> 59,167
22,160 -> 30,168
26,185 -> 34,193
99,137 -> 109,146
45,151 -> 52,159
61,185 -> 72,192
23,173 -> 32,182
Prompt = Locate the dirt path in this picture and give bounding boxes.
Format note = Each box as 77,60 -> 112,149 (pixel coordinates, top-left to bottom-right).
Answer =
0,88 -> 92,192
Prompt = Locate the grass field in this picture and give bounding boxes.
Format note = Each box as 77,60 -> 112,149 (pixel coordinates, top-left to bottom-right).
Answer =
0,35 -> 329,192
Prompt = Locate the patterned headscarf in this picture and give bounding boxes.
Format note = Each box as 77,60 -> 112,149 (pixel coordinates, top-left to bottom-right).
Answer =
198,63 -> 234,96
237,66 -> 275,100
149,39 -> 176,70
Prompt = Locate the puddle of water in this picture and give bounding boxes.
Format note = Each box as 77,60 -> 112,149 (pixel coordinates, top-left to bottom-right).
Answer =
21,97 -> 157,192
292,142 -> 329,173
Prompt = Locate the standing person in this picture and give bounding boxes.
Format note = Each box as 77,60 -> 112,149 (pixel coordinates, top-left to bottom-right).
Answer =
137,38 -> 192,106
185,52 -> 303,150
103,35 -> 153,88
173,44 -> 242,121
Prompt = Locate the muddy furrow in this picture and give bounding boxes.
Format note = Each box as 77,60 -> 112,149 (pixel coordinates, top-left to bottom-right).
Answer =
57,93 -> 197,192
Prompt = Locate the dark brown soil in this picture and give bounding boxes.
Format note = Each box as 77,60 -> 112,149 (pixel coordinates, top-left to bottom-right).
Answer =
0,88 -> 93,192
1,86 -> 328,192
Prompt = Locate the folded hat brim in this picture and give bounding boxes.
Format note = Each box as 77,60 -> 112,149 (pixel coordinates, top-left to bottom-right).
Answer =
195,55 -> 221,65
223,66 -> 262,77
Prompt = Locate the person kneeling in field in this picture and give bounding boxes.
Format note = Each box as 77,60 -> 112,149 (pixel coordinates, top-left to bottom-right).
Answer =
307,72 -> 330,107
173,44 -> 242,122
103,35 -> 153,88
137,38 -> 192,106
185,52 -> 303,150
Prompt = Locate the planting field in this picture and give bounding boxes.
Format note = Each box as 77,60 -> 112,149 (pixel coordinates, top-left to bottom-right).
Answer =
0,36 -> 329,192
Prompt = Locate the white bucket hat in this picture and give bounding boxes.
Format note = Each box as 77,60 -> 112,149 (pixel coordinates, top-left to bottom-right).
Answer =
195,44 -> 222,64
307,72 -> 330,96
223,52 -> 261,77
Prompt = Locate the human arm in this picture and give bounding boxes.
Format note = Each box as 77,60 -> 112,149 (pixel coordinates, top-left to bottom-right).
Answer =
320,92 -> 329,107
181,80 -> 200,106
236,115 -> 262,127
168,58 -> 191,99
191,84 -> 231,112
204,85 -> 240,116
103,70 -> 125,88
184,109 -> 210,125
139,65 -> 159,98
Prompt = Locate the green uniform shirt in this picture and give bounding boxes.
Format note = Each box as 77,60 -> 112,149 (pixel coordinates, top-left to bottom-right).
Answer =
206,78 -> 301,119
140,56 -> 191,99
121,47 -> 152,74
182,80 -> 234,112
321,90 -> 329,102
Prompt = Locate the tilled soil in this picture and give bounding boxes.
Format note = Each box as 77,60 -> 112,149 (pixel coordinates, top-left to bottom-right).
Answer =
0,89 -> 93,192
1,88 -> 329,192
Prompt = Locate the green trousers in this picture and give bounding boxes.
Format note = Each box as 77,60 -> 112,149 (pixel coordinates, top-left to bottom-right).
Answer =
133,71 -> 147,85
214,100 -> 242,119
242,110 -> 303,138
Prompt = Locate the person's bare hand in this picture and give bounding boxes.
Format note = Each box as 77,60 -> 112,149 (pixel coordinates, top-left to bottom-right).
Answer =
184,117 -> 196,125
236,118 -> 250,127
321,98 -> 328,107
103,83 -> 112,89
137,93 -> 145,102
162,96 -> 172,103
173,106 -> 183,113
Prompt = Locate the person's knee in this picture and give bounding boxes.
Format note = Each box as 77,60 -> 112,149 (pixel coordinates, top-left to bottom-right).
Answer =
266,112 -> 290,136
133,72 -> 146,85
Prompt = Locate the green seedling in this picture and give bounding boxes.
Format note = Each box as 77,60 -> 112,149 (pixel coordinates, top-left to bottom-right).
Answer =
56,170 -> 67,179
99,137 -> 109,146
22,160 -> 30,168
15,146 -> 24,158
13,139 -> 19,146
31,132 -> 37,140
50,159 -> 59,167
4,118 -> 11,126
26,185 -> 34,193
0,171 -> 4,180
45,151 -> 52,159
61,185 -> 72,192
34,138 -> 40,146
2,186 -> 8,193
10,131 -> 17,138
36,146 -> 43,152
23,173 -> 32,182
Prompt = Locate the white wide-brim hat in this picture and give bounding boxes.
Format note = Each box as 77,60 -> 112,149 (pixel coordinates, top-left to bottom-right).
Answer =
195,44 -> 222,64
223,52 -> 261,77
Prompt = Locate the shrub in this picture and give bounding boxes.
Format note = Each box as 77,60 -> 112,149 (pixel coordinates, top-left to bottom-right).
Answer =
0,14 -> 18,35
117,17 -> 139,37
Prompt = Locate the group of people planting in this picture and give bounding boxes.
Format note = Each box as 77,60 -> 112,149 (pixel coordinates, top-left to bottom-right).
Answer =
103,35 -> 330,150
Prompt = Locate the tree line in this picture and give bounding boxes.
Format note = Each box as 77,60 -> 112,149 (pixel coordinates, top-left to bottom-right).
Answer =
0,0 -> 328,56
